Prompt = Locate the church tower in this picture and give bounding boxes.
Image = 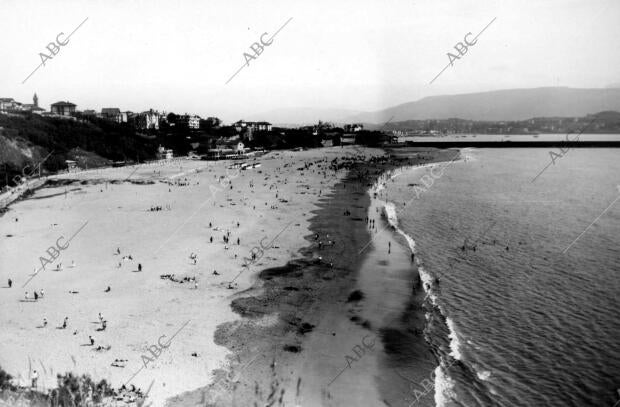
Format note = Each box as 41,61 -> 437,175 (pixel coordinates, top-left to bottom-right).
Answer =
33,93 -> 38,108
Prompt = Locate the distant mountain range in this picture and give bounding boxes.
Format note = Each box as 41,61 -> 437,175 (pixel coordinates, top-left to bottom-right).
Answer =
253,87 -> 620,126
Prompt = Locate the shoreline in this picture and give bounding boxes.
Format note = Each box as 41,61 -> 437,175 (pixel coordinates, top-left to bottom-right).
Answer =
0,146 -> 459,407
171,147 -> 459,406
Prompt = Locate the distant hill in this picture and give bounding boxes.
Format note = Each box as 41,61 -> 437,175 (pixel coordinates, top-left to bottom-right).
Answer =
344,87 -> 620,123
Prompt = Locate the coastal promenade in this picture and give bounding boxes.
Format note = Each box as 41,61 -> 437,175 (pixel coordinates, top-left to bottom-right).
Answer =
403,140 -> 620,148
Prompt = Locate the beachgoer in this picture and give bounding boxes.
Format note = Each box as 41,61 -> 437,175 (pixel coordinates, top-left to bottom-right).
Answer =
25,291 -> 28,301
105,286 -> 111,292
31,370 -> 38,388
138,263 -> 142,272
43,318 -> 47,327
62,317 -> 68,329
8,279 -> 12,288
34,291 -> 39,301
89,336 -> 95,346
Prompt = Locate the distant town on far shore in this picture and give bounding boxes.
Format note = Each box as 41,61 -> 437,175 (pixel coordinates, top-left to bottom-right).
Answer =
2,92 -> 620,189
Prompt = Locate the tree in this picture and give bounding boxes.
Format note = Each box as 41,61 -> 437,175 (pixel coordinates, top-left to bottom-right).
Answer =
166,112 -> 178,124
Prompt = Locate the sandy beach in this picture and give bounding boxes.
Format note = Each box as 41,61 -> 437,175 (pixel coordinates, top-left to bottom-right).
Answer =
166,147 -> 458,407
0,146 -> 456,406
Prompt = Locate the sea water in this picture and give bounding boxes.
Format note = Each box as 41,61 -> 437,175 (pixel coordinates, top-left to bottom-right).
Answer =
383,148 -> 620,406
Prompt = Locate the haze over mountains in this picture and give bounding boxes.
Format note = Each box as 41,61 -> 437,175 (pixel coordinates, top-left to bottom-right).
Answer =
253,87 -> 620,126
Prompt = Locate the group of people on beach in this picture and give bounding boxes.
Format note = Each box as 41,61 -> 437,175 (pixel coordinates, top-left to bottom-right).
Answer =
115,247 -> 142,272
149,204 -> 170,211
6,151 -> 398,397
24,289 -> 44,301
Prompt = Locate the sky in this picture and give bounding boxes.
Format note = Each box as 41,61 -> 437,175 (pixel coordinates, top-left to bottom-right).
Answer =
1,0 -> 619,123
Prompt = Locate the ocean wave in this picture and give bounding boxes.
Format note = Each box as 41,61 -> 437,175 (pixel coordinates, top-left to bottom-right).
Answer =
446,317 -> 463,361
419,266 -> 439,307
383,202 -> 399,229
369,166 -> 466,407
383,199 -> 463,404
434,364 -> 457,407
477,369 -> 492,381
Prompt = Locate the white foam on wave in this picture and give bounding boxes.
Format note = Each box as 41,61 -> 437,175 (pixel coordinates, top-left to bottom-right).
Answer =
418,266 -> 439,306
365,161 -> 470,407
434,364 -> 457,407
471,361 -> 492,381
477,370 -> 492,381
368,156 -> 474,407
383,201 -> 399,228
379,200 -> 417,256
446,317 -> 463,361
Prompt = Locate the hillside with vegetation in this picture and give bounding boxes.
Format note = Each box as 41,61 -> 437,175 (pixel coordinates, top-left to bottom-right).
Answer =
0,113 -> 158,189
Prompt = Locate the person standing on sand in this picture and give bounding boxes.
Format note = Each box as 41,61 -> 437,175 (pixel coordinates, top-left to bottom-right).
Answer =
43,317 -> 47,327
138,263 -> 142,272
8,278 -> 12,288
388,241 -> 391,254
62,317 -> 68,329
31,370 -> 38,388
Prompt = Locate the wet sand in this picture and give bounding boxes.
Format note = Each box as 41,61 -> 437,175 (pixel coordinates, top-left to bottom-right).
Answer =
170,147 -> 458,407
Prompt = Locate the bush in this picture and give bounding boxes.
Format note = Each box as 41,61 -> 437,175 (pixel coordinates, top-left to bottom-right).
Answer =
49,373 -> 113,406
0,366 -> 12,390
